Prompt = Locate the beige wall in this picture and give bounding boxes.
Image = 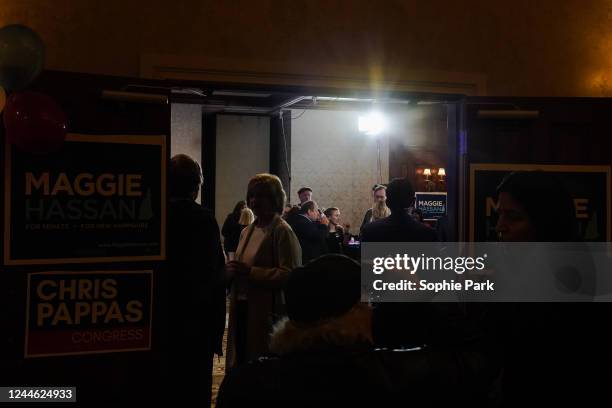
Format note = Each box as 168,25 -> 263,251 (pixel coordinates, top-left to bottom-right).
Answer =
291,109 -> 390,233
170,103 -> 202,202
170,108 -> 270,227
215,114 -> 269,228
1,1 -> 611,96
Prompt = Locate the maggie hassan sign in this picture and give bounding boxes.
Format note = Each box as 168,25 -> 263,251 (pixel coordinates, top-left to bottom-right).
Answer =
4,134 -> 166,265
469,164 -> 611,242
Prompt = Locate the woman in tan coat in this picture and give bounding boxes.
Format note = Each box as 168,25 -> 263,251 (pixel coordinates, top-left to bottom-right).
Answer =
225,173 -> 302,369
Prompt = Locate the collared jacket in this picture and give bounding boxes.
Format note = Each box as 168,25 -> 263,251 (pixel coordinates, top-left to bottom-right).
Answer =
166,198 -> 226,353
225,214 -> 301,369
286,213 -> 328,264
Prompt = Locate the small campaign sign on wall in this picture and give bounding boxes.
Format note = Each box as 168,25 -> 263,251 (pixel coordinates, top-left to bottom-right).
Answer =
25,270 -> 153,358
4,134 -> 166,265
414,192 -> 447,220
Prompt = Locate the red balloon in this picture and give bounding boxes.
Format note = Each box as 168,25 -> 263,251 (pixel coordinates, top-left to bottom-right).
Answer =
3,91 -> 67,154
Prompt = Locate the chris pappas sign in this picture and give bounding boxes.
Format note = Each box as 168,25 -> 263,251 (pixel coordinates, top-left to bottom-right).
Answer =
4,134 -> 166,265
25,270 -> 153,358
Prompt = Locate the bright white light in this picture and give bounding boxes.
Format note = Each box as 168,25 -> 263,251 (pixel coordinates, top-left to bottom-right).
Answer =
358,112 -> 387,136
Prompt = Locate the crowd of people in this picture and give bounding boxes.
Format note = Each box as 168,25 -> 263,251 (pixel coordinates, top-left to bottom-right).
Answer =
272,182 -> 438,266
165,153 -> 610,407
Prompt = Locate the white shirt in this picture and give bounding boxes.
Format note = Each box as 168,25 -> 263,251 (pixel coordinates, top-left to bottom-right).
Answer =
239,226 -> 267,266
234,225 -> 268,301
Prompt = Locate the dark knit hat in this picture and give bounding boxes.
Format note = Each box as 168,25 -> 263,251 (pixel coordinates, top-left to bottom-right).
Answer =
286,254 -> 362,324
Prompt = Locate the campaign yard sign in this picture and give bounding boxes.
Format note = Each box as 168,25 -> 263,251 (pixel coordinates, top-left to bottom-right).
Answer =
25,270 -> 153,358
414,192 -> 447,220
469,164 -> 611,242
4,134 -> 166,265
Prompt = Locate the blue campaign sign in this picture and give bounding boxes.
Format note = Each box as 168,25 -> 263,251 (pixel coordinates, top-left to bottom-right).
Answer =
469,164 -> 610,242
4,133 -> 166,265
414,192 -> 447,220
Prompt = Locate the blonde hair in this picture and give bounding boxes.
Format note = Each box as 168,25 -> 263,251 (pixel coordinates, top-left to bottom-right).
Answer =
238,207 -> 255,226
247,173 -> 286,214
372,200 -> 391,220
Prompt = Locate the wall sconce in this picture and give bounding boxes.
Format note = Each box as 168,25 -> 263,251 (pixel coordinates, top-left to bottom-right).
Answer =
422,168 -> 434,191
417,167 -> 445,191
437,168 -> 446,181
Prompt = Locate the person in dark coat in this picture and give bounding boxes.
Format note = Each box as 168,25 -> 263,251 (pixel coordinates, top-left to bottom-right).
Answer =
488,171 -> 606,406
286,200 -> 329,264
361,178 -> 441,349
216,255 -> 494,408
222,200 -> 247,260
323,207 -> 347,254
361,178 -> 437,243
165,154 -> 226,407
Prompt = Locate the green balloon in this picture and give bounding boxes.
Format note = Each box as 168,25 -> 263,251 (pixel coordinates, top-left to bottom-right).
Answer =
0,24 -> 45,91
